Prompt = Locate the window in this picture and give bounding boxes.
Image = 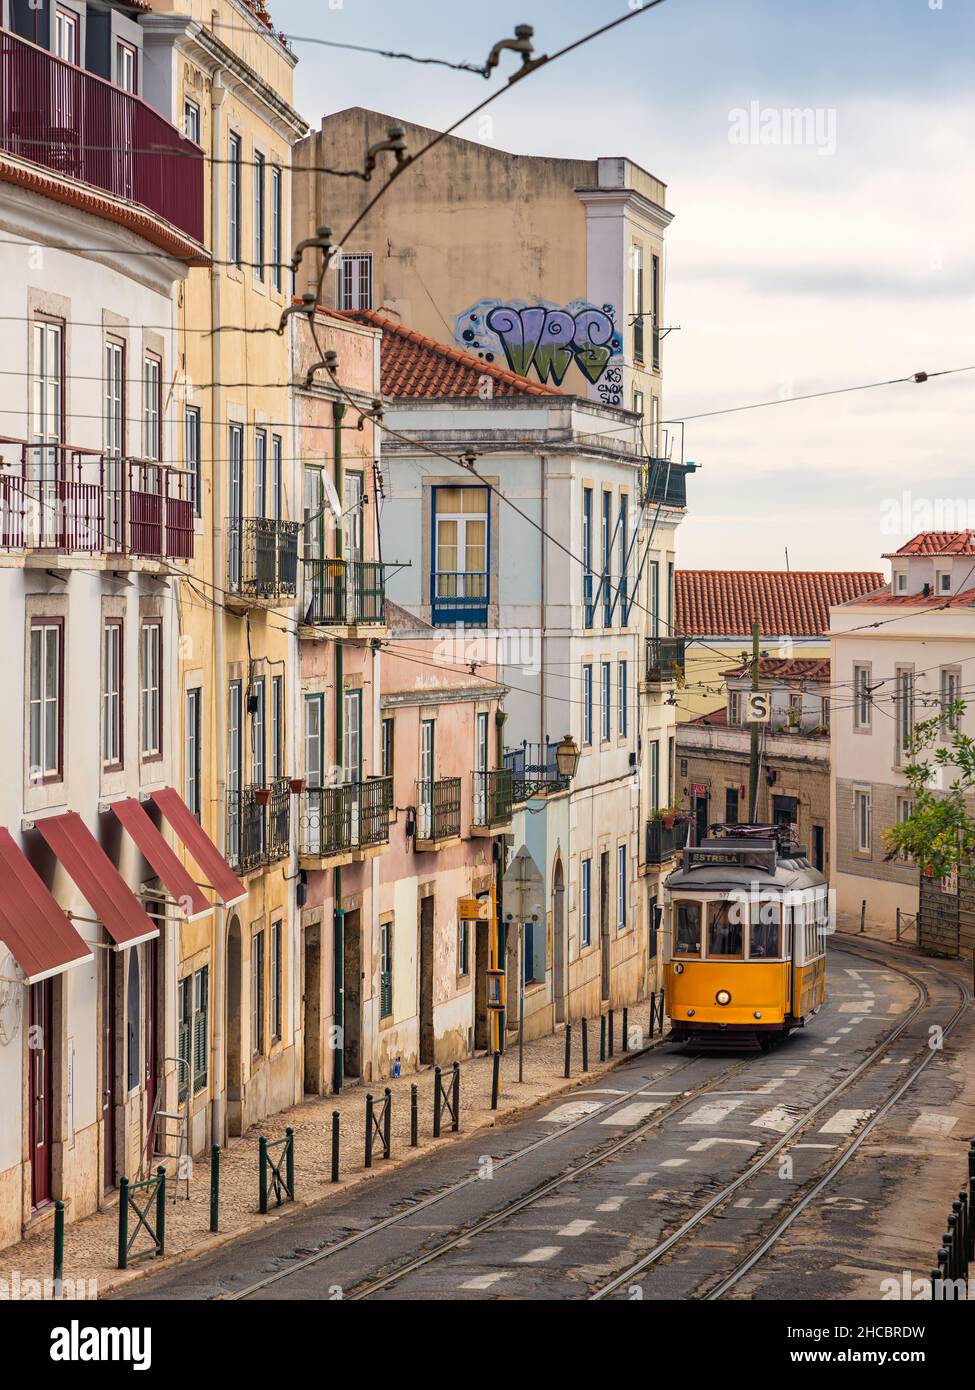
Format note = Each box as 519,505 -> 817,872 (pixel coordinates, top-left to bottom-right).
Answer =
853,664 -> 872,730
140,621 -> 162,759
380,919 -> 393,1018
228,681 -> 242,863
381,717 -> 395,779
143,354 -> 161,461
601,661 -> 611,741
228,133 -> 242,265
674,900 -> 701,956
185,688 -> 202,819
582,665 -> 593,745
582,486 -> 594,627
343,689 -> 362,786
193,967 -> 208,1092
183,98 -> 200,144
271,675 -> 284,779
55,8 -> 79,63
304,694 -> 323,787
618,658 -> 628,736
458,918 -> 470,978
601,491 -> 612,626
649,739 -> 659,814
177,976 -> 191,1103
418,719 -> 435,837
895,666 -> 914,761
29,620 -> 62,782
251,677 -> 266,788
728,689 -> 743,725
185,406 -> 202,517
897,794 -> 915,824
580,857 -> 591,947
338,253 -> 372,310
227,423 -> 244,590
749,902 -> 780,959
270,921 -> 282,1043
255,429 -> 267,516
651,252 -> 660,369
894,570 -> 908,594
649,560 -> 659,638
432,487 -> 488,621
854,788 -> 872,854
253,150 -> 266,280
941,668 -> 961,731
102,620 -> 123,769
115,40 -> 137,93
617,844 -> 627,931
618,495 -> 629,623
632,243 -> 644,362
271,167 -> 283,293
651,395 -> 660,456
271,435 -> 283,520
251,930 -> 265,1056
707,900 -> 743,958
820,696 -> 830,729
725,786 -> 740,824
936,570 -> 952,594
105,337 -> 125,469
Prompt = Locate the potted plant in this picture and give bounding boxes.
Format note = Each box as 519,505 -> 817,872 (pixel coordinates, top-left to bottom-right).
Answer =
289,776 -> 305,794
253,786 -> 271,806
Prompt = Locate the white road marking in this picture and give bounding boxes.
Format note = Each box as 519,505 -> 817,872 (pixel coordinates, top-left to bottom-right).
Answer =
542,1100 -> 604,1124
575,1088 -> 628,1096
845,969 -> 862,979
681,1096 -> 746,1125
811,1048 -> 828,1055
825,1036 -> 841,1044
601,1101 -> 666,1126
659,1157 -> 689,1167
734,1197 -> 779,1209
752,1106 -> 801,1133
686,1137 -> 760,1152
638,1090 -> 681,1097
910,1111 -> 958,1137
838,1027 -> 852,1034
794,1142 -> 838,1149
460,1272 -> 511,1289
558,1219 -> 596,1236
782,1067 -> 803,1077
596,1197 -> 626,1212
819,1108 -> 875,1135
626,1172 -> 655,1186
839,1004 -> 869,1014
516,1246 -> 562,1264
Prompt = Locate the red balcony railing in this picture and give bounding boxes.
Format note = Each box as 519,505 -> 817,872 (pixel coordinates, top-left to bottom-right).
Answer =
0,29 -> 204,245
0,439 -> 194,561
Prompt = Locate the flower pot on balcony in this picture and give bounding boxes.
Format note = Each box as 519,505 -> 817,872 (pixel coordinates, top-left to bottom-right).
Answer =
661,813 -> 675,829
253,787 -> 271,806
289,777 -> 305,794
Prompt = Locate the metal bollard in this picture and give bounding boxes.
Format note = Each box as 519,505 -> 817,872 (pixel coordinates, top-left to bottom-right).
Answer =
582,1017 -> 589,1071
118,1176 -> 129,1268
859,899 -> 866,933
608,1008 -> 614,1058
331,1110 -> 340,1182
433,1066 -> 443,1138
564,1024 -> 572,1078
210,1144 -> 220,1233
491,1050 -> 500,1110
53,1199 -> 64,1293
365,1094 -> 375,1168
155,1166 -> 166,1257
286,1127 -> 295,1198
599,1014 -> 606,1062
410,1085 -> 418,1147
383,1088 -> 392,1158
451,1061 -> 460,1132
259,1137 -> 268,1214
622,1007 -> 629,1052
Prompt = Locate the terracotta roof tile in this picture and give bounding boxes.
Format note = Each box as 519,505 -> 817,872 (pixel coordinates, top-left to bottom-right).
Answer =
675,570 -> 885,637
721,657 -> 832,681
337,309 -> 563,400
882,530 -> 975,557
852,584 -> 975,608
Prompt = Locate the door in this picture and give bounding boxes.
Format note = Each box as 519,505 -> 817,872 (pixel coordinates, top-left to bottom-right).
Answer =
144,939 -> 159,1138
227,681 -> 242,866
813,824 -> 825,873
303,465 -> 324,621
419,718 -> 435,839
343,689 -> 362,843
343,470 -> 363,621
104,339 -> 124,550
29,979 -> 54,1208
694,793 -> 709,845
227,424 -> 243,590
474,917 -> 490,1050
304,694 -> 324,854
419,895 -> 435,1064
102,952 -> 116,1189
30,320 -> 63,548
343,908 -> 361,1079
303,926 -> 322,1094
553,857 -> 566,1024
474,711 -> 488,823
600,850 -> 611,1003
226,917 -> 243,1137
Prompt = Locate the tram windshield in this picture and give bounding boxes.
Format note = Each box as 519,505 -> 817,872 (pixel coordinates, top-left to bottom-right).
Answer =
707,901 -> 743,957
674,901 -> 701,955
749,901 -> 781,958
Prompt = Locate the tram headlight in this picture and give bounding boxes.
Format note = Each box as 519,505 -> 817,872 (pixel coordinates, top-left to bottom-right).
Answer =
754,1011 -> 762,1020
715,989 -> 731,1006
673,962 -> 684,975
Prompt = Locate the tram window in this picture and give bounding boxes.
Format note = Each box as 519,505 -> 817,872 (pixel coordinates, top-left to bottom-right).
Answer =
674,901 -> 701,955
749,902 -> 780,958
707,901 -> 743,958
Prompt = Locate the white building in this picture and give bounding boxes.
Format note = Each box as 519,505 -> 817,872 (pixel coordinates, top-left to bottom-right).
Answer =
830,531 -> 975,930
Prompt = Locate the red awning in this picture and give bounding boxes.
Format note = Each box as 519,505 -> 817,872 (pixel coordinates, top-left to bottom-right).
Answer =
110,798 -> 212,920
34,812 -> 158,948
0,829 -> 92,982
151,787 -> 247,907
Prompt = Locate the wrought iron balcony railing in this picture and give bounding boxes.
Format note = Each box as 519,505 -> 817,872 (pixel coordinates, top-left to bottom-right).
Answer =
472,768 -> 514,828
645,817 -> 686,864
226,779 -> 291,873
415,777 -> 462,844
299,777 -> 392,858
431,570 -> 488,624
302,558 -> 385,626
641,459 -> 689,509
0,439 -> 193,560
504,741 -> 569,803
227,518 -> 300,602
646,636 -> 686,683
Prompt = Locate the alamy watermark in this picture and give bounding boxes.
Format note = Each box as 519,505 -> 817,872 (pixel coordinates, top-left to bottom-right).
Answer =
729,101 -> 837,156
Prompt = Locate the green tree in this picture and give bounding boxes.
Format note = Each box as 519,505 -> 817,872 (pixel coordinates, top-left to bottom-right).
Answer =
883,701 -> 975,877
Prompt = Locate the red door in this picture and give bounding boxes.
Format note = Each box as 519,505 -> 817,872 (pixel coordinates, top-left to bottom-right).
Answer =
29,979 -> 53,1208
144,941 -> 158,1132
103,952 -> 116,1190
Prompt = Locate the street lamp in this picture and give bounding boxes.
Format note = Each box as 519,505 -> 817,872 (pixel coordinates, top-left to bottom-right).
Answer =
555,733 -> 581,781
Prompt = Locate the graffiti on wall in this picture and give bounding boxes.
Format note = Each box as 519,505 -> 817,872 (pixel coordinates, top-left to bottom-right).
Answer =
455,299 -> 623,401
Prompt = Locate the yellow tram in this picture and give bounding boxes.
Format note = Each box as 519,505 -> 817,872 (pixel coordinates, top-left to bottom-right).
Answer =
662,824 -> 827,1048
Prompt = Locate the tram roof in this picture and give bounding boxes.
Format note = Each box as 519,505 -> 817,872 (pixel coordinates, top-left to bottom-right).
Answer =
664,832 -> 827,894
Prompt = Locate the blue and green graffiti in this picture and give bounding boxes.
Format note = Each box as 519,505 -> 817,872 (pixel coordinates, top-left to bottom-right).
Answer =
455,299 -> 623,389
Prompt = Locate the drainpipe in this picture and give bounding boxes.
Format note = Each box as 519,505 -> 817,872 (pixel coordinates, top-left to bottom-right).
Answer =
331,400 -> 347,1093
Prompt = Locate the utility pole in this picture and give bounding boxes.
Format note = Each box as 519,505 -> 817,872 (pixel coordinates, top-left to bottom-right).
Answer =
747,616 -> 760,822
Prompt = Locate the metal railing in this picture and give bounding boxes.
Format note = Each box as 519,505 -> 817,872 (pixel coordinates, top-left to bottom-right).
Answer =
431,570 -> 488,622
641,459 -> 689,509
472,768 -> 514,827
299,777 -> 392,858
646,817 -> 687,864
227,518 -> 300,601
0,439 -> 193,559
930,1139 -> 974,1298
0,29 -> 204,244
226,780 -> 291,873
302,557 -> 385,625
504,740 -> 569,802
415,777 -> 461,843
646,636 -> 686,681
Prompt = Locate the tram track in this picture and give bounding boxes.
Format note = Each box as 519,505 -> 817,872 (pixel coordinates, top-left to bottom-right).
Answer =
591,936 -> 972,1301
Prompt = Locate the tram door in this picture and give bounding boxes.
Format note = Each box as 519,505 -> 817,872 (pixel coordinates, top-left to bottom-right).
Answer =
694,793 -> 709,844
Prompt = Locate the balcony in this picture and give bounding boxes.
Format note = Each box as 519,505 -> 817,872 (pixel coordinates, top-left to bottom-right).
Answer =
227,779 -> 291,875
0,29 -> 204,245
640,459 -> 690,510
227,519 -> 300,605
504,741 -> 570,803
302,558 -> 385,627
415,777 -> 461,848
646,636 -> 686,684
298,778 -> 392,863
0,440 -> 193,562
645,816 -> 687,865
431,571 -> 488,625
471,768 -> 514,832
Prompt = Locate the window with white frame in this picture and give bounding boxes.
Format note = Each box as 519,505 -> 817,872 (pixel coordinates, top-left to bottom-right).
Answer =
185,406 -> 202,517
271,167 -> 283,293
270,920 -> 282,1043
728,688 -> 744,724
649,739 -> 659,814
55,7 -> 79,63
936,570 -> 952,594
582,664 -> 593,745
601,661 -> 611,740
271,675 -> 284,779
228,132 -> 242,266
183,98 -> 200,144
102,620 -> 123,768
338,253 -> 372,310
253,150 -> 265,280
618,658 -> 628,736
255,428 -> 267,517
853,663 -> 872,729
580,857 -> 591,947
895,666 -> 914,761
251,929 -> 265,1056
185,687 -> 202,819
617,843 -> 627,931
115,40 -> 136,93
941,667 -> 961,731
894,570 -> 908,594
854,788 -> 872,854
140,620 -> 162,759
143,354 -> 161,461
271,435 -> 283,520
29,620 -> 62,782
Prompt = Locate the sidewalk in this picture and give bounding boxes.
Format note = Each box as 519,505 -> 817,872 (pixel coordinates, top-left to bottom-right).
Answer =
0,1005 -> 661,1297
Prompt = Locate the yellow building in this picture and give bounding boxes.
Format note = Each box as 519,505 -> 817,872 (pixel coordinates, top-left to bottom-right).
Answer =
143,1 -> 308,1148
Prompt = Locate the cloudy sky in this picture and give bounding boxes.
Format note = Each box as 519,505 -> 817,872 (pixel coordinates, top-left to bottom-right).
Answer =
272,0 -> 974,570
